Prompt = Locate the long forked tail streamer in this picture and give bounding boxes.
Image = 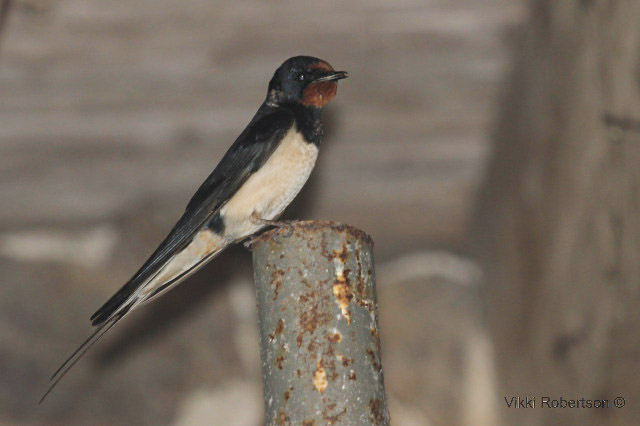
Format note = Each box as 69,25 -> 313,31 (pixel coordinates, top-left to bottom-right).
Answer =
40,239 -> 227,403
39,313 -> 124,404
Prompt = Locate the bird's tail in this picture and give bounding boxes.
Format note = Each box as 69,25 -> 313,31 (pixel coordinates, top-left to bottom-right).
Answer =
39,307 -> 130,404
40,240 -> 227,403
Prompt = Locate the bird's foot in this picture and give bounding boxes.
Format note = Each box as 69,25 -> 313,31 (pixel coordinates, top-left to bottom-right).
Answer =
250,212 -> 296,228
271,221 -> 295,240
243,235 -> 260,249
242,224 -> 296,249
247,213 -> 297,244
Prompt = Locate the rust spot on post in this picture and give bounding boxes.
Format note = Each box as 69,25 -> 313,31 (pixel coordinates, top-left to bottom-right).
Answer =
369,398 -> 385,425
271,269 -> 285,301
366,349 -> 382,373
275,318 -> 284,336
333,243 -> 348,263
276,351 -> 286,370
298,303 -> 331,346
313,360 -> 328,393
269,318 -> 285,342
323,406 -> 347,425
341,356 -> 351,367
327,331 -> 342,343
307,338 -> 317,354
275,409 -> 290,426
332,279 -> 352,324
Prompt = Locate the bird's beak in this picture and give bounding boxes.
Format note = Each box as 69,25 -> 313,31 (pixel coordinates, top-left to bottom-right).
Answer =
313,70 -> 349,83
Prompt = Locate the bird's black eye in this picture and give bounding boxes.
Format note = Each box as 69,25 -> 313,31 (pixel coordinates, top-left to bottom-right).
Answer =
295,72 -> 305,82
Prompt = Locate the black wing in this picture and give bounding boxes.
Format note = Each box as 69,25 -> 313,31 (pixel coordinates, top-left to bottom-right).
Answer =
89,106 -> 294,326
40,106 -> 297,404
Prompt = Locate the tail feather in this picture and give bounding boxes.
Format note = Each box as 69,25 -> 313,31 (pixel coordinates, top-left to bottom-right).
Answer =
90,265 -> 166,326
90,284 -> 134,326
39,307 -> 129,404
41,232 -> 228,402
143,245 -> 226,305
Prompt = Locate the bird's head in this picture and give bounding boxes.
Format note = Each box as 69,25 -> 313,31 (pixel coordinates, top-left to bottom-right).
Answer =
267,56 -> 348,108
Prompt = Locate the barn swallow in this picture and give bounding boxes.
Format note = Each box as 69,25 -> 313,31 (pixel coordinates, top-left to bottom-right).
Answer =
41,56 -> 347,402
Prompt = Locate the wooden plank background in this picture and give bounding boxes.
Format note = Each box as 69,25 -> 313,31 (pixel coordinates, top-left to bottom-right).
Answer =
0,1 -> 524,425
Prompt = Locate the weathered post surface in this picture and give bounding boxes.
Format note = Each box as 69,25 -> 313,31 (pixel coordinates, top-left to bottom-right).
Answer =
251,221 -> 389,425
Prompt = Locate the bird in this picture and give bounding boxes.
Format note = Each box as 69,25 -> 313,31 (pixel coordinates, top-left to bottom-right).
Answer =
41,56 -> 348,402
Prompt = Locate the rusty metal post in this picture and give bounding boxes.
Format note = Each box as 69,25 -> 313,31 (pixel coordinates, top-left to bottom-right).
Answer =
251,221 -> 390,425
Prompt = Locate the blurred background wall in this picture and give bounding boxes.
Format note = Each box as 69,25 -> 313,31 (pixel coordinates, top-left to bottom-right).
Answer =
474,2 -> 640,425
1,0 -> 638,425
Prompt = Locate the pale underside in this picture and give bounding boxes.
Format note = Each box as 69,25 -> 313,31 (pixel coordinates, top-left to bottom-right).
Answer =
138,126 -> 319,303
220,126 -> 319,240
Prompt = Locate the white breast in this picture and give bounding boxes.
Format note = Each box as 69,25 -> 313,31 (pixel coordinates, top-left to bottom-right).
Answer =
220,126 -> 319,241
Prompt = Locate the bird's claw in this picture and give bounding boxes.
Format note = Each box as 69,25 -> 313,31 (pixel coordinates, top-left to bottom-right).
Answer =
274,222 -> 295,240
246,213 -> 297,246
243,237 -> 258,249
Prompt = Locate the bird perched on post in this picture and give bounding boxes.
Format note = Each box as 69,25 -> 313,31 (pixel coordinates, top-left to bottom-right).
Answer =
41,56 -> 348,401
